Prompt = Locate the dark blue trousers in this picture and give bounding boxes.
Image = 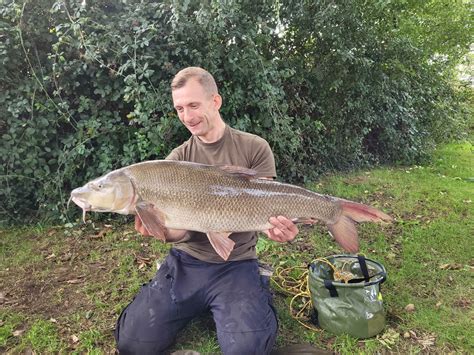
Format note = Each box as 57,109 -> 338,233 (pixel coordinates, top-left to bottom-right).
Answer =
115,249 -> 278,354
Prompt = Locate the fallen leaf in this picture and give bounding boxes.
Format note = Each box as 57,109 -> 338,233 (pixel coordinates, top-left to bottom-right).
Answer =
13,329 -> 25,337
49,318 -> 57,323
377,328 -> 400,349
405,304 -> 415,312
435,302 -> 442,308
66,278 -> 84,284
416,334 -> 436,349
71,334 -> 80,343
90,229 -> 108,239
135,255 -> 152,270
439,263 -> 463,270
46,253 -> 56,260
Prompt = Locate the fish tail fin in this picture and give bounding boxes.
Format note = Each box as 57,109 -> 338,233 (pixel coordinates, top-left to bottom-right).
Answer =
328,201 -> 392,253
207,232 -> 235,261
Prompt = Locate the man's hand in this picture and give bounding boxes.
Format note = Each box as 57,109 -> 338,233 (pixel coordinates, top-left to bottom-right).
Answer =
264,216 -> 298,243
134,215 -> 187,242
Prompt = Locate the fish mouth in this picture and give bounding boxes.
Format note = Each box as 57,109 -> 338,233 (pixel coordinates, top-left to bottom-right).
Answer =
70,196 -> 92,223
70,195 -> 115,222
70,196 -> 92,211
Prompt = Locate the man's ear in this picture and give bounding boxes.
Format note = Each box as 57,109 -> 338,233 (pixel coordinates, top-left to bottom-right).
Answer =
213,93 -> 222,110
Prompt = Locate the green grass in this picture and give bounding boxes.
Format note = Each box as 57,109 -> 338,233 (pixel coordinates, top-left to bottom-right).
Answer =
0,141 -> 472,353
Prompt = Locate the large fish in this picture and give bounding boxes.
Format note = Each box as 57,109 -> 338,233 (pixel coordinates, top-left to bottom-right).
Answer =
70,160 -> 392,260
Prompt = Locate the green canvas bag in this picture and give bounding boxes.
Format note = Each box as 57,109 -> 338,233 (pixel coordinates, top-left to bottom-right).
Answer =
308,255 -> 387,339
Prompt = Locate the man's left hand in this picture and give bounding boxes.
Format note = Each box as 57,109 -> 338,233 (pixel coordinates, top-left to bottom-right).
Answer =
264,216 -> 298,243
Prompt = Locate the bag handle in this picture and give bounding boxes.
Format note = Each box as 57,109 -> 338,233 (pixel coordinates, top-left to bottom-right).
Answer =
324,280 -> 339,297
358,255 -> 370,282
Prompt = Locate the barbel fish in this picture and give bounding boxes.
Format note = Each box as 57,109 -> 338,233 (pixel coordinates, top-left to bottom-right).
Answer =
70,160 -> 392,260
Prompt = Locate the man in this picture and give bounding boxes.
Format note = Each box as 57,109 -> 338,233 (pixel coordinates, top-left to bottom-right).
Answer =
115,67 -> 299,354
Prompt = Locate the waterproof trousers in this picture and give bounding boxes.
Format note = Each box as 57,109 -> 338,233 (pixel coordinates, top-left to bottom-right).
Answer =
115,248 -> 278,355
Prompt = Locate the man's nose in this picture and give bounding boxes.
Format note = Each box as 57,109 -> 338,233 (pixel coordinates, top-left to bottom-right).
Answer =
182,107 -> 194,121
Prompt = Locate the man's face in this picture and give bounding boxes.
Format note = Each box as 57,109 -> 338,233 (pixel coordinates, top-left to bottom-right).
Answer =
172,78 -> 221,138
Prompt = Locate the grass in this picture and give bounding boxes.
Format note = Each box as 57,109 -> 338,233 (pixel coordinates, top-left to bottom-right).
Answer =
0,141 -> 472,354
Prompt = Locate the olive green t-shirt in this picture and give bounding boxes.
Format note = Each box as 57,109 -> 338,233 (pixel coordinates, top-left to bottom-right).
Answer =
166,125 -> 276,263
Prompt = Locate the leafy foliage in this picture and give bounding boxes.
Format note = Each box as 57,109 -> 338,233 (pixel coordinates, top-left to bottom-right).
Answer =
0,0 -> 472,223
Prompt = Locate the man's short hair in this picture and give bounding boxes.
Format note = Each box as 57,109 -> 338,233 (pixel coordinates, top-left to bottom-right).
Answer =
171,67 -> 218,95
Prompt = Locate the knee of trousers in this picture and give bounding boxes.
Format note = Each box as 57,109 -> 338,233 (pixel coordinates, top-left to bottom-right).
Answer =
116,334 -> 172,355
217,317 -> 278,355
115,314 -> 175,355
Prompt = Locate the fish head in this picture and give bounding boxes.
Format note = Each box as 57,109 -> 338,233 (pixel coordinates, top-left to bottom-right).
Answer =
70,171 -> 136,219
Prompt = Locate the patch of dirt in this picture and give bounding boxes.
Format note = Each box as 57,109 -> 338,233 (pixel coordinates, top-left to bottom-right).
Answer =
453,297 -> 471,309
3,257 -> 97,319
1,224 -> 131,319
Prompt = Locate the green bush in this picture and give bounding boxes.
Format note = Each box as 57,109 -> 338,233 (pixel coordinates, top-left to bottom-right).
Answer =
0,0 -> 471,223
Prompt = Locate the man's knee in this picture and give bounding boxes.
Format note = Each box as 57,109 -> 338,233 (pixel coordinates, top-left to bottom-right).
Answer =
114,293 -> 177,354
116,335 -> 170,355
217,324 -> 278,355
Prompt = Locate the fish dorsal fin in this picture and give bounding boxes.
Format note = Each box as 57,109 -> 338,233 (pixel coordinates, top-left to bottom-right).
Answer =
206,232 -> 235,261
135,201 -> 168,241
217,165 -> 257,179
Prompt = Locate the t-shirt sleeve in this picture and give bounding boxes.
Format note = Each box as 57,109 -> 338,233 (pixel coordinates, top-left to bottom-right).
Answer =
249,137 -> 276,179
166,146 -> 183,161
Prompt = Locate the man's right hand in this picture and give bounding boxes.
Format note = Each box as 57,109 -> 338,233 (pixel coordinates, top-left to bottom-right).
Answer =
134,215 -> 187,242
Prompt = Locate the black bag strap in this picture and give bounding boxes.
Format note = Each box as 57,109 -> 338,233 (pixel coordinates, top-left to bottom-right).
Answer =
324,280 -> 339,297
358,255 -> 370,282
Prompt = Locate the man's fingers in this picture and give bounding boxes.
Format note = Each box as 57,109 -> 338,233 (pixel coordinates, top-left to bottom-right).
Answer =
268,216 -> 298,241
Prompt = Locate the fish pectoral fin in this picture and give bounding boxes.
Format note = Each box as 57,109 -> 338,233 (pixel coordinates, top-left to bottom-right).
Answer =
327,215 -> 359,253
135,202 -> 168,241
217,165 -> 257,179
206,232 -> 235,261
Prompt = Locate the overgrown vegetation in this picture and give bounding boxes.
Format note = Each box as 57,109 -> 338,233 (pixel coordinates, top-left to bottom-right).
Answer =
1,141 -> 472,353
0,0 -> 472,223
